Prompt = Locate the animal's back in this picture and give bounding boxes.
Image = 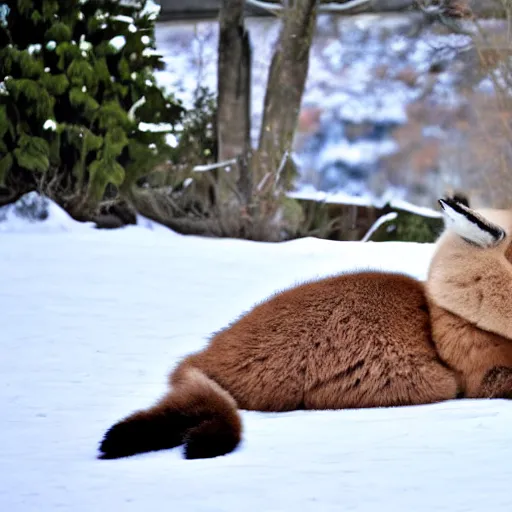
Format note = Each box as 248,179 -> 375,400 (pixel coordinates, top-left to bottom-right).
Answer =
183,271 -> 459,411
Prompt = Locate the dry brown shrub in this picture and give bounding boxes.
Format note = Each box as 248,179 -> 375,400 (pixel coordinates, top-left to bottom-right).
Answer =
380,2 -> 512,208
438,91 -> 512,207
395,67 -> 419,88
435,1 -> 512,207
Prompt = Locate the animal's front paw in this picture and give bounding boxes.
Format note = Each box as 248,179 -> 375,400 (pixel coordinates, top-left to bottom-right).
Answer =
481,366 -> 512,399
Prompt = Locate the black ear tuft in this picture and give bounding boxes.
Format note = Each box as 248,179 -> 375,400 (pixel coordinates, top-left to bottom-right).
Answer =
439,194 -> 469,210
438,197 -> 465,212
451,193 -> 469,208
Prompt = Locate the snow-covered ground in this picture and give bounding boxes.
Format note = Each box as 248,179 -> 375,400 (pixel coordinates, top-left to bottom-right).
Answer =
1,199 -> 512,511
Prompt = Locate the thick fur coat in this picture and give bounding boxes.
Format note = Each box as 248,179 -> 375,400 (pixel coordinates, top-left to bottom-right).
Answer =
99,198 -> 512,460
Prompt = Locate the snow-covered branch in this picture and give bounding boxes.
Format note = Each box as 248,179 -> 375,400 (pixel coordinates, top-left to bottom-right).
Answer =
128,96 -> 146,121
361,212 -> 398,242
193,159 -> 237,172
274,150 -> 289,187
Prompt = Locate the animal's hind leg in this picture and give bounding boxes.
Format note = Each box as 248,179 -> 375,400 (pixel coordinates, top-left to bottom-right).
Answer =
404,362 -> 461,406
305,358 -> 460,409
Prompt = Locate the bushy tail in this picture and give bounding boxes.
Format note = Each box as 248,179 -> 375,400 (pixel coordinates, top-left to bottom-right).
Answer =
98,366 -> 242,460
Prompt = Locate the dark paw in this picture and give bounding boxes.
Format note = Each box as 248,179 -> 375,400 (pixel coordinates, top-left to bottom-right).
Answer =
481,366 -> 512,399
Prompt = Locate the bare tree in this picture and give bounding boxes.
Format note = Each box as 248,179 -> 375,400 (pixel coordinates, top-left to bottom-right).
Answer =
246,0 -> 506,17
148,0 -> 498,240
254,0 -> 319,193
213,0 -> 320,238
217,0 -> 251,163
430,0 -> 512,207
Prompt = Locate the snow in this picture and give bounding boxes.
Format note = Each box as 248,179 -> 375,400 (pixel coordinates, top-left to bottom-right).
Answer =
79,36 -> 92,52
193,158 -> 237,172
138,121 -> 173,132
43,119 -> 57,131
1,197 -> 512,511
109,35 -> 126,51
317,138 -> 397,167
141,47 -> 159,57
0,195 -> 95,233
390,197 -> 442,218
165,133 -> 178,148
0,4 -> 10,26
288,185 -> 384,207
138,0 -> 161,20
27,43 -> 42,54
111,14 -> 134,24
128,96 -> 147,120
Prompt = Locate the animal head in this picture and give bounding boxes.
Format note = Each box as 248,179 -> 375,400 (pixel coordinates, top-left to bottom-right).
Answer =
427,197 -> 512,339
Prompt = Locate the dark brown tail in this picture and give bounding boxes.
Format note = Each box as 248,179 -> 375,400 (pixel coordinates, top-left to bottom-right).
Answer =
98,367 -> 242,460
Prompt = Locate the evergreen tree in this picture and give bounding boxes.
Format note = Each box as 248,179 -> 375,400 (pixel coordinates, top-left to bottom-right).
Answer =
0,0 -> 183,218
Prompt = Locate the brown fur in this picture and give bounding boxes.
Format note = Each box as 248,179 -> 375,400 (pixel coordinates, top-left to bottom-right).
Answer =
99,200 -> 512,460
427,208 -> 512,340
428,303 -> 512,398
180,272 -> 458,412
426,207 -> 512,399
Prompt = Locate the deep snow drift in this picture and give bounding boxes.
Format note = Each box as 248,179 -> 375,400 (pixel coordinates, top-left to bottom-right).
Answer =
1,201 -> 512,511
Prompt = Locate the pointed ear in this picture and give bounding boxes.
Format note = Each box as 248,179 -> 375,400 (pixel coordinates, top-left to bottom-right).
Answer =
438,198 -> 506,248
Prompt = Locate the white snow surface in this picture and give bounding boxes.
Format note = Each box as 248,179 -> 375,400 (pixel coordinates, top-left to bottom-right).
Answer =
1,203 -> 512,511
0,197 -> 95,233
316,138 -> 397,167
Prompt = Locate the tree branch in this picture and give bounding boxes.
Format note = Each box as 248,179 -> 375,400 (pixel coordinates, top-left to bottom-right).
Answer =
243,0 -> 507,18
193,159 -> 237,172
246,0 -> 371,14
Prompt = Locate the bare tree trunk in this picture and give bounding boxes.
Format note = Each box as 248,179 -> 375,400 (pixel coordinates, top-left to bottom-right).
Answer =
217,0 -> 251,163
217,0 -> 253,208
254,0 -> 319,192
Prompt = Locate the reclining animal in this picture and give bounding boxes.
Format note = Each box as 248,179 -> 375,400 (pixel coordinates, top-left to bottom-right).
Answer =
99,197 -> 512,460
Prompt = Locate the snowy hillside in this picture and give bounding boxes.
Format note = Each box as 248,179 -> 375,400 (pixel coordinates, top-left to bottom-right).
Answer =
154,14 -> 493,207
1,198 -> 512,511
